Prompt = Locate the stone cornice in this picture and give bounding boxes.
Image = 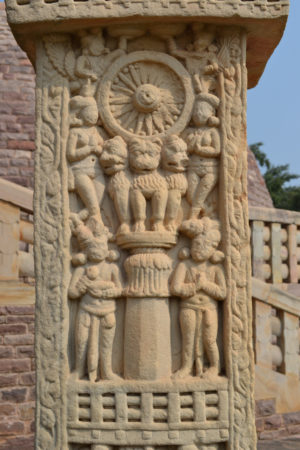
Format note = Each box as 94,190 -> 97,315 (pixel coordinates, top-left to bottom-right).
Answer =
5,0 -> 290,25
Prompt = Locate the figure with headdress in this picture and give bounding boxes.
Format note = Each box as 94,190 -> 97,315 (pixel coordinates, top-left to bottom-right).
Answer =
168,23 -> 219,92
67,84 -> 106,228
68,214 -> 122,382
44,28 -> 126,96
185,75 -> 221,219
171,217 -> 226,379
75,27 -> 125,90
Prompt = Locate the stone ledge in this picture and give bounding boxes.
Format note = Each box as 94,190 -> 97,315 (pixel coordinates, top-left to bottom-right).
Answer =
5,0 -> 290,25
258,436 -> 300,449
0,281 -> 35,305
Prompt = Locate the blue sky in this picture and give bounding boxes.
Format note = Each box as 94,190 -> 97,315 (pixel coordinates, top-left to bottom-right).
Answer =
247,0 -> 300,183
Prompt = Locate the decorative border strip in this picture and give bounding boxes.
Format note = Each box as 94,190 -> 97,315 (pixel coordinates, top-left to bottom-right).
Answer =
6,0 -> 290,26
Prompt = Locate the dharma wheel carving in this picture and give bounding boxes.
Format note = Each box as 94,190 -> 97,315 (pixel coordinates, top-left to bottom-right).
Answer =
98,51 -> 194,139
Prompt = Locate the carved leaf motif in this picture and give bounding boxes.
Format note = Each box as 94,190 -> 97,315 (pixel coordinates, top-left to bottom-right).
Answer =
44,34 -> 73,79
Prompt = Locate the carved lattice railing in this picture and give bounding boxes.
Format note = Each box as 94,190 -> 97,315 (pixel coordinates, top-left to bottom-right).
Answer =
250,207 -> 300,412
250,206 -> 300,292
252,277 -> 300,376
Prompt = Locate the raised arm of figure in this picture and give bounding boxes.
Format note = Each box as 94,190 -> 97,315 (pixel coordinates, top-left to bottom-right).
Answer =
75,55 -> 97,81
110,264 -> 123,298
171,262 -> 196,299
67,130 -> 94,162
193,130 -> 220,157
68,266 -> 86,299
198,266 -> 226,301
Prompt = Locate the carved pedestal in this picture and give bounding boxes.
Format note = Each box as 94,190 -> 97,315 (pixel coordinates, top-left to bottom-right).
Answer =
122,238 -> 173,379
5,1 -> 289,449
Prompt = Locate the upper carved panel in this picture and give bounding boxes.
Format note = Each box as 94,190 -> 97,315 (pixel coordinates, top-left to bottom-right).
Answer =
5,0 -> 289,89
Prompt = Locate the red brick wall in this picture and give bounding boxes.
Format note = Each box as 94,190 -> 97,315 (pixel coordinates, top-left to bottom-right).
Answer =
256,398 -> 300,442
0,306 -> 35,450
0,4 -> 35,189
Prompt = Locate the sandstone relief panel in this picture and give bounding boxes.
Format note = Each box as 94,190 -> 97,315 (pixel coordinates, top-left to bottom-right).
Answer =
35,23 -> 254,450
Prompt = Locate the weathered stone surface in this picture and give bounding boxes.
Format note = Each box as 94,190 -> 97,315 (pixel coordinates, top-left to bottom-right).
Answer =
4,1 -> 289,449
256,398 -> 276,418
264,414 -> 283,431
283,412 -> 300,426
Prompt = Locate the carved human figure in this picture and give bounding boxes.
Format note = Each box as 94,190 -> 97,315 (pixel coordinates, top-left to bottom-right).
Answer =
128,137 -> 168,232
161,135 -> 188,232
67,86 -> 105,228
168,23 -> 218,91
68,217 -> 122,382
185,89 -> 221,219
44,28 -> 126,96
75,27 -> 125,90
100,136 -> 132,235
171,217 -> 226,378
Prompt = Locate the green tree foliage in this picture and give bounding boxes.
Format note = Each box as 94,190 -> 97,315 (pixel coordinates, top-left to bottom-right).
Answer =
250,142 -> 300,211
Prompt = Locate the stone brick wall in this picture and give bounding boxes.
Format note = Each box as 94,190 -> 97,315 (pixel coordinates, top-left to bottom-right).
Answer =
0,4 -> 35,189
0,305 -> 35,450
256,398 -> 300,442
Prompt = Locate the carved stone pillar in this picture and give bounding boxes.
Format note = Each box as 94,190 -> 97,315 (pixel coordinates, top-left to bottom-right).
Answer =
5,1 -> 289,449
123,247 -> 173,380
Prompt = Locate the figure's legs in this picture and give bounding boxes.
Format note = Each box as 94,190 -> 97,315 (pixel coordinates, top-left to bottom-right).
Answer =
130,189 -> 146,232
93,171 -> 106,206
87,315 -> 100,382
75,309 -> 90,379
165,189 -> 182,232
173,308 -> 196,378
194,310 -> 204,377
113,187 -> 131,234
151,189 -> 168,231
190,171 -> 218,219
203,307 -> 219,377
186,170 -> 199,207
74,173 -> 103,224
99,312 -> 120,381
